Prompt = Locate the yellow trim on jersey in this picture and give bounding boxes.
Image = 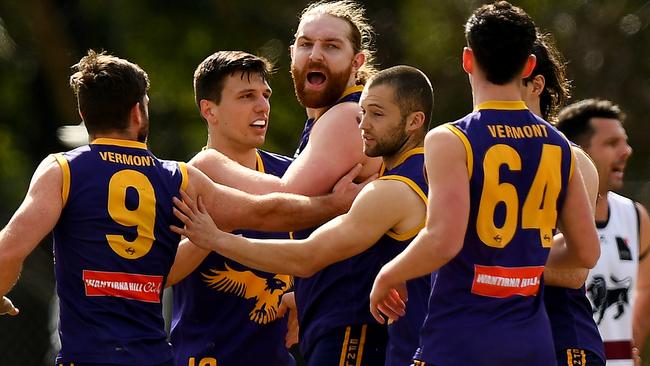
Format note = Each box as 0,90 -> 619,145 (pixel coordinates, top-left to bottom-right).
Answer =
178,162 -> 189,191
473,100 -> 528,112
444,124 -> 474,180
356,324 -> 367,366
379,175 -> 427,240
255,150 -> 266,173
53,153 -> 70,207
91,138 -> 148,150
390,147 -> 425,171
338,85 -> 364,102
338,326 -> 352,366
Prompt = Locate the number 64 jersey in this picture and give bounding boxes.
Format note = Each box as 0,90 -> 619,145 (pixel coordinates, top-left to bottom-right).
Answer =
51,138 -> 188,365
414,101 -> 574,366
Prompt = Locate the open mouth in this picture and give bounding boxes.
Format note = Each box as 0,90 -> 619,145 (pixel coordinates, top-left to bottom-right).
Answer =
250,120 -> 267,129
307,71 -> 326,86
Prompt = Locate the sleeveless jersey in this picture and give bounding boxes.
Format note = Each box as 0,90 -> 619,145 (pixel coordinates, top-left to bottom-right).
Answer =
586,192 -> 640,365
292,85 -> 379,355
544,143 -> 605,363
374,148 -> 432,366
171,150 -> 294,366
293,85 -> 364,157
52,138 -> 188,365
415,101 -> 574,365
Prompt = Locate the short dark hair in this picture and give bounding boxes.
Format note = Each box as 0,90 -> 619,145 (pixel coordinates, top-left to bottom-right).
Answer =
367,65 -> 434,130
465,1 -> 536,85
69,50 -> 149,135
556,99 -> 626,148
299,0 -> 377,85
193,51 -> 273,107
525,32 -> 571,122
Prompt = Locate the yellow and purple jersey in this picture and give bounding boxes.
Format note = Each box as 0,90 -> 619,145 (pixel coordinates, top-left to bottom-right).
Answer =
52,138 -> 188,365
375,148 -> 431,366
170,150 -> 295,366
415,101 -> 574,365
292,85 -> 386,356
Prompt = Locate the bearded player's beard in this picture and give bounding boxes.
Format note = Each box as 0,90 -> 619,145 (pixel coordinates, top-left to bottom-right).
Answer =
291,60 -> 353,109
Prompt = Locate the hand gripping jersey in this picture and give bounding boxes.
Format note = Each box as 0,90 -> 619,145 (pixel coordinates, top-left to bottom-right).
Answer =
52,138 -> 188,365
170,150 -> 295,366
415,101 -> 574,366
586,192 -> 640,365
375,148 -> 432,366
292,85 -> 385,356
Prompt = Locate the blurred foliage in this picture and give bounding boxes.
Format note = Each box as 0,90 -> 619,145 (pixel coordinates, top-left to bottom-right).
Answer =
0,0 -> 649,364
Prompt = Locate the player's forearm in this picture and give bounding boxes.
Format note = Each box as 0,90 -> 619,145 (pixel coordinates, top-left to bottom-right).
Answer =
543,267 -> 588,289
252,192 -> 345,232
634,290 -> 650,351
214,235 -> 314,277
378,228 -> 459,287
0,234 -> 24,296
166,238 -> 210,287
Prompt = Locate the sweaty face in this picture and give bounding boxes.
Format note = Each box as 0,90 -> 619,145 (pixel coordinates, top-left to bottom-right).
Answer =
584,118 -> 632,192
291,14 -> 358,108
212,72 -> 271,150
359,84 -> 408,158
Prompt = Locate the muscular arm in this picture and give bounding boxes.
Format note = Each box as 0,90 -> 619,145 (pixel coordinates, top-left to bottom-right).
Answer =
369,127 -> 469,322
189,103 -> 380,196
279,103 -> 381,195
173,179 -> 425,277
185,164 -> 357,233
633,202 -> 650,351
545,146 -> 599,288
0,156 -> 63,313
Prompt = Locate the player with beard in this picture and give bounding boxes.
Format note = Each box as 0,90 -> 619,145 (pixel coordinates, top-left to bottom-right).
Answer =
556,99 -> 650,365
0,50 -> 365,366
169,65 -> 434,366
370,2 -> 600,365
173,1 -> 384,362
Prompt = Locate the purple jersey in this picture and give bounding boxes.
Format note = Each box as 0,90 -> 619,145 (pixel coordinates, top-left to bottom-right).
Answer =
170,150 -> 294,366
375,148 -> 432,366
415,101 -> 574,365
292,85 -> 384,356
52,138 -> 188,365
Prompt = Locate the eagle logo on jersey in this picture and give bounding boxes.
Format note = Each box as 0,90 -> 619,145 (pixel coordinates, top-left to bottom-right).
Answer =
586,274 -> 632,325
202,263 -> 291,324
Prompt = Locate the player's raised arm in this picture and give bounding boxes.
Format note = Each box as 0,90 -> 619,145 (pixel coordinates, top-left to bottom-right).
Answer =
0,155 -> 64,315
183,163 -> 364,233
171,177 -> 420,278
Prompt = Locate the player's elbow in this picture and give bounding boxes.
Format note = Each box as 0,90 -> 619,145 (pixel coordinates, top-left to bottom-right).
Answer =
577,243 -> 600,269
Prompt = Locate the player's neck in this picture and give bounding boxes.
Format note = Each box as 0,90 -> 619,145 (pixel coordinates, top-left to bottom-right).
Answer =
471,79 -> 524,107
207,138 -> 258,170
382,138 -> 423,171
89,130 -> 139,143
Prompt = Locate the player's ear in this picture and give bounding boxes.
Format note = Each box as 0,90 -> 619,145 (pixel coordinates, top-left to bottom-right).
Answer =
521,54 -> 537,79
406,111 -> 425,133
531,75 -> 545,97
199,99 -> 217,123
352,51 -> 366,73
462,47 -> 473,74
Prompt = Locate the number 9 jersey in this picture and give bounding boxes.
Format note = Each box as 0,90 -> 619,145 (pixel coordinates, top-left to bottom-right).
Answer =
414,101 -> 574,366
51,138 -> 188,365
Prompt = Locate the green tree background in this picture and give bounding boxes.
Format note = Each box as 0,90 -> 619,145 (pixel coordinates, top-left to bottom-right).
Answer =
0,0 -> 649,364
